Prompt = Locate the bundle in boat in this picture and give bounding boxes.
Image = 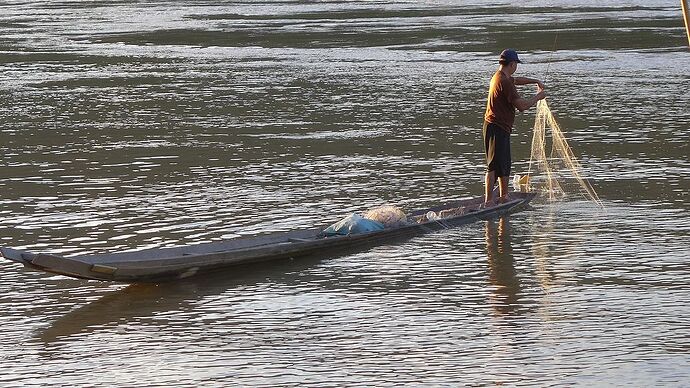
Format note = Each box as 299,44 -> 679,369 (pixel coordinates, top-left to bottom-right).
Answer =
322,214 -> 385,236
362,205 -> 409,228
323,205 -> 409,236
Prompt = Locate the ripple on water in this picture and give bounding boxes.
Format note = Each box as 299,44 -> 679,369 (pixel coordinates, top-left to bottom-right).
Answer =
0,0 -> 689,386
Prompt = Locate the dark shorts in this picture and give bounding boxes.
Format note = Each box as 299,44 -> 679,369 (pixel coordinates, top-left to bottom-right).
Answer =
483,122 -> 511,177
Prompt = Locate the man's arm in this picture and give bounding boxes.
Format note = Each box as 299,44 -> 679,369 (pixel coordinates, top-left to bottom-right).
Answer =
513,89 -> 547,112
514,77 -> 545,89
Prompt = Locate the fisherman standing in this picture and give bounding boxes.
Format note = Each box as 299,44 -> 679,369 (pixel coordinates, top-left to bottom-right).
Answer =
483,49 -> 546,205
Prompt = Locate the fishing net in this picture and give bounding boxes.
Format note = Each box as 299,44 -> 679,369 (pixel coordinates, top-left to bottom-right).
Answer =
362,205 -> 409,227
525,99 -> 603,207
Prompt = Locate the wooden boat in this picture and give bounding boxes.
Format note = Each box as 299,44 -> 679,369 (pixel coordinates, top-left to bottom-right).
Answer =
1,192 -> 536,283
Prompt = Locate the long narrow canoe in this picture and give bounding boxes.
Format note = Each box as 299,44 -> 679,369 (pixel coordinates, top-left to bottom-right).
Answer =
1,192 -> 536,283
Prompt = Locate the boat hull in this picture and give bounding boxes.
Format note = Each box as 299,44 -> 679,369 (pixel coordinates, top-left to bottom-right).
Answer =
1,192 -> 536,282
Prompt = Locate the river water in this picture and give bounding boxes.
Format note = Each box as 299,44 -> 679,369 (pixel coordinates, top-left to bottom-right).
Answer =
1,1 -> 689,386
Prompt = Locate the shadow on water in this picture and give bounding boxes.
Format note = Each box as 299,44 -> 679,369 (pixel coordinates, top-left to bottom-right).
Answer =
484,217 -> 521,315
36,255 -> 329,344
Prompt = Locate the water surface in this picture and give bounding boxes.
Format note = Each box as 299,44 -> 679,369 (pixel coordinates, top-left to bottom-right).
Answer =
0,1 -> 688,386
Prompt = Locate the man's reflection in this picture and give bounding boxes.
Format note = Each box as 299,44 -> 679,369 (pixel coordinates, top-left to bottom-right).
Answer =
485,217 -> 520,314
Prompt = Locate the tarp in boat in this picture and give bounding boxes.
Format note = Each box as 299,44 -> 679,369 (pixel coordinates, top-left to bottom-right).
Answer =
323,213 -> 385,236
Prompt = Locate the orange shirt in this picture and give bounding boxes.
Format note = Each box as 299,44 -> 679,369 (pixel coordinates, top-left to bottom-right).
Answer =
484,70 -> 520,133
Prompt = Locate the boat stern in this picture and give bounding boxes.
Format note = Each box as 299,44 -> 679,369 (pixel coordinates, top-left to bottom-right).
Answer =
0,247 -> 37,266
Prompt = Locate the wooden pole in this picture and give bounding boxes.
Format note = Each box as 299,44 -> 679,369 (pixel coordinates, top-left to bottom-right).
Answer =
683,0 -> 690,47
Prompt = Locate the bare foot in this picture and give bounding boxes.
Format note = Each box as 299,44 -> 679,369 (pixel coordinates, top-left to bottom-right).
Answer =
480,201 -> 496,209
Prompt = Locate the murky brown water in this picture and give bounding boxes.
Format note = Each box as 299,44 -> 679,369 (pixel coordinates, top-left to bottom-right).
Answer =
1,1 -> 689,386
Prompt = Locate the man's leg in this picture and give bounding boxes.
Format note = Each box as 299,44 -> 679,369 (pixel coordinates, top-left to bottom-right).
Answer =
483,122 -> 497,204
498,175 -> 510,201
494,127 -> 511,202
485,170 -> 496,204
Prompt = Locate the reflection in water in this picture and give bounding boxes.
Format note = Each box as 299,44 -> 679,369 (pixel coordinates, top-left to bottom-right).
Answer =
37,255 -> 327,343
38,283 -> 174,343
532,205 -> 559,294
485,217 -> 520,315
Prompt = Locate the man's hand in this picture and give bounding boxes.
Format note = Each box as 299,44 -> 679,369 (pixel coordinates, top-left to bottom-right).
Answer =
536,89 -> 547,101
536,80 -> 546,90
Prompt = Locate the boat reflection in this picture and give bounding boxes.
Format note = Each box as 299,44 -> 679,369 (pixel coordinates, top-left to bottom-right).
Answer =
485,217 -> 521,315
36,256 -> 326,343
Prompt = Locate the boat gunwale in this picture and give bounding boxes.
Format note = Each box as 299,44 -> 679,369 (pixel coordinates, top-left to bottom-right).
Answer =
1,192 -> 535,282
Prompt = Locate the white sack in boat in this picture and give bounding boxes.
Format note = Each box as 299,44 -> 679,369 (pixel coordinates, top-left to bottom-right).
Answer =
362,206 -> 408,228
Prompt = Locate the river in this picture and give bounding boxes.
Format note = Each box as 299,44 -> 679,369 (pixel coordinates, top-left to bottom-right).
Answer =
1,1 -> 689,386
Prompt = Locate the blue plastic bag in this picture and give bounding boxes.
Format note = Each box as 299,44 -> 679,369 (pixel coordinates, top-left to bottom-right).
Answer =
323,213 -> 385,236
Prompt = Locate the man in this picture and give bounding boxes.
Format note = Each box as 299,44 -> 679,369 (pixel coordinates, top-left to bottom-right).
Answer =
483,48 -> 546,205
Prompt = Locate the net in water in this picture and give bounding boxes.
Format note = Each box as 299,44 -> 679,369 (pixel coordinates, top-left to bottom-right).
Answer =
526,99 -> 603,207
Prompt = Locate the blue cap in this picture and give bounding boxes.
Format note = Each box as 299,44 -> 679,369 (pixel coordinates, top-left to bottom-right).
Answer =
499,49 -> 522,64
